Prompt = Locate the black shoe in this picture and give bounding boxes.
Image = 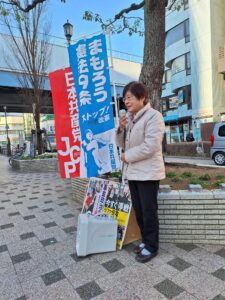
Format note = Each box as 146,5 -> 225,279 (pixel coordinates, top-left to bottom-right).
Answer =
133,244 -> 145,254
135,251 -> 158,263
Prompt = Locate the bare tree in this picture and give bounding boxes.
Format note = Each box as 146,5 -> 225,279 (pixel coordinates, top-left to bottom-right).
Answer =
1,0 -> 52,154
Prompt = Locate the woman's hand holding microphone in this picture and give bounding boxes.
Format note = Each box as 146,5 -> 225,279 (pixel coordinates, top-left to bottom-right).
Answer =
119,109 -> 127,162
119,109 -> 127,130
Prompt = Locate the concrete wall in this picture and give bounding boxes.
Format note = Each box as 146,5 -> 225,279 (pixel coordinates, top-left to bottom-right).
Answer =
158,190 -> 225,244
165,141 -> 211,156
71,178 -> 89,205
12,158 -> 59,172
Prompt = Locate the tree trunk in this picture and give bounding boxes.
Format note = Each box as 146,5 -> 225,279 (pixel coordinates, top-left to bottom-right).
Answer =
139,0 -> 166,111
36,111 -> 43,155
34,94 -> 43,155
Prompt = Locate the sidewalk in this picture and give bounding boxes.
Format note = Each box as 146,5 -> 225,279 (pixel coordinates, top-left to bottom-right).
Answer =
1,155 -> 225,299
165,155 -> 225,168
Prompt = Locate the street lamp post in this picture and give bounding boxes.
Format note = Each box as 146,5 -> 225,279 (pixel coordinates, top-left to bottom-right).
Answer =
63,20 -> 73,45
3,106 -> 11,156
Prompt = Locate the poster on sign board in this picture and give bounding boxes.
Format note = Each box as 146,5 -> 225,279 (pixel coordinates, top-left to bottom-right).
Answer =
103,181 -> 132,249
82,178 -> 132,249
82,177 -> 108,215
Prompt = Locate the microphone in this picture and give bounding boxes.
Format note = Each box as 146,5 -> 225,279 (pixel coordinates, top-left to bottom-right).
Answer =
119,109 -> 126,118
118,110 -> 127,154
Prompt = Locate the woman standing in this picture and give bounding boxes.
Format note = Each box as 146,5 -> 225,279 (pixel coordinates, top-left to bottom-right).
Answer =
116,81 -> 165,263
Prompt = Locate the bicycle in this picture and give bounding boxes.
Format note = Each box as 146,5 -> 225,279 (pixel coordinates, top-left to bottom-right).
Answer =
8,146 -> 25,166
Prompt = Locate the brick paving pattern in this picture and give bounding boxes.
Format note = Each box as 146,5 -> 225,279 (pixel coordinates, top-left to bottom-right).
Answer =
1,155 -> 225,299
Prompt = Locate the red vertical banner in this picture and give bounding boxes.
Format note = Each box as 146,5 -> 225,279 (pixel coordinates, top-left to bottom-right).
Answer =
49,67 -> 80,178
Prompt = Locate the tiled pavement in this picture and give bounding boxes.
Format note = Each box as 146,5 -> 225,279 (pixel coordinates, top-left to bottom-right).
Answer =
1,156 -> 225,299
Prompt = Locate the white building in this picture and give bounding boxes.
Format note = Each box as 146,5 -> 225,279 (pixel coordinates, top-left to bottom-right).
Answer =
162,0 -> 225,143
0,113 -> 24,147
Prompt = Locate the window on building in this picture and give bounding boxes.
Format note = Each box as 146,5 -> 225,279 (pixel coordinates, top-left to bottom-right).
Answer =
184,19 -> 190,42
171,52 -> 191,75
219,125 -> 225,137
161,85 -> 192,114
169,96 -> 179,109
171,55 -> 185,74
177,89 -> 184,104
162,73 -> 166,87
162,101 -> 167,112
185,52 -> 191,75
161,98 -> 169,113
166,19 -> 190,47
183,85 -> 192,109
166,69 -> 172,82
163,69 -> 172,84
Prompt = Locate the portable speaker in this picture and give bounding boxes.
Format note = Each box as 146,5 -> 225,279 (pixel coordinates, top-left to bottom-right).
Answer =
76,213 -> 118,256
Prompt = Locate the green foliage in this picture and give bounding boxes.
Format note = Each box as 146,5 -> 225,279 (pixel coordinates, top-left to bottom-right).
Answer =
189,178 -> 202,185
181,171 -> 192,178
83,10 -> 144,36
215,175 -> 225,180
168,0 -> 189,11
19,155 -> 31,160
83,11 -> 103,23
198,174 -> 211,181
82,0 -> 188,38
108,170 -> 122,178
20,153 -> 57,160
166,171 -> 177,178
214,180 -> 224,188
0,4 -> 9,16
36,153 -> 57,159
15,12 -> 21,22
171,177 -> 181,183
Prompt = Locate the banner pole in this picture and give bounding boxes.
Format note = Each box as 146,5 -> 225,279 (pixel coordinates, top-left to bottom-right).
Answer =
106,30 -> 119,127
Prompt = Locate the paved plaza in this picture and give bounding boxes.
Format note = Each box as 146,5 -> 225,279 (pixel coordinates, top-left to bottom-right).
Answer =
1,155 -> 225,300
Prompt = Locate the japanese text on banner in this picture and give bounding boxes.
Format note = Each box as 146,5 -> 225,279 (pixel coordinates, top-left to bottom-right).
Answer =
49,67 -> 81,178
68,33 -> 119,178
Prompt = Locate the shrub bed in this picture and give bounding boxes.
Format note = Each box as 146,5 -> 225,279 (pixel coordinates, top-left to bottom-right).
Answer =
11,154 -> 59,172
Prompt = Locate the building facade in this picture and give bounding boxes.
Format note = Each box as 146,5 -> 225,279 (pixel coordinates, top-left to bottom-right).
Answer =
0,113 -> 24,146
162,0 -> 225,143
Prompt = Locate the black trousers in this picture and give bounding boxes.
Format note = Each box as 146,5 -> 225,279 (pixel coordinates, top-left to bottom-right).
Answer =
128,180 -> 159,253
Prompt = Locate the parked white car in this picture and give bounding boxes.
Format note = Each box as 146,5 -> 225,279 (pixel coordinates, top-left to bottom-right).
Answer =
210,122 -> 225,165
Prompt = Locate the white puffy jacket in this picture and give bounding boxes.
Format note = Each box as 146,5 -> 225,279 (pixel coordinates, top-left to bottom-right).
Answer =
116,103 -> 165,181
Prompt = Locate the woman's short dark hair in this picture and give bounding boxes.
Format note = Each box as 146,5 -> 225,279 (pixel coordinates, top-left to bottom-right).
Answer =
123,81 -> 149,105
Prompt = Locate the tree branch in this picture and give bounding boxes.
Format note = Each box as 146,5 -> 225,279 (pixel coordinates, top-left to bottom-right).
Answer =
0,0 -> 46,12
114,1 -> 145,20
166,0 -> 188,10
167,0 -> 177,10
0,0 -> 66,12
